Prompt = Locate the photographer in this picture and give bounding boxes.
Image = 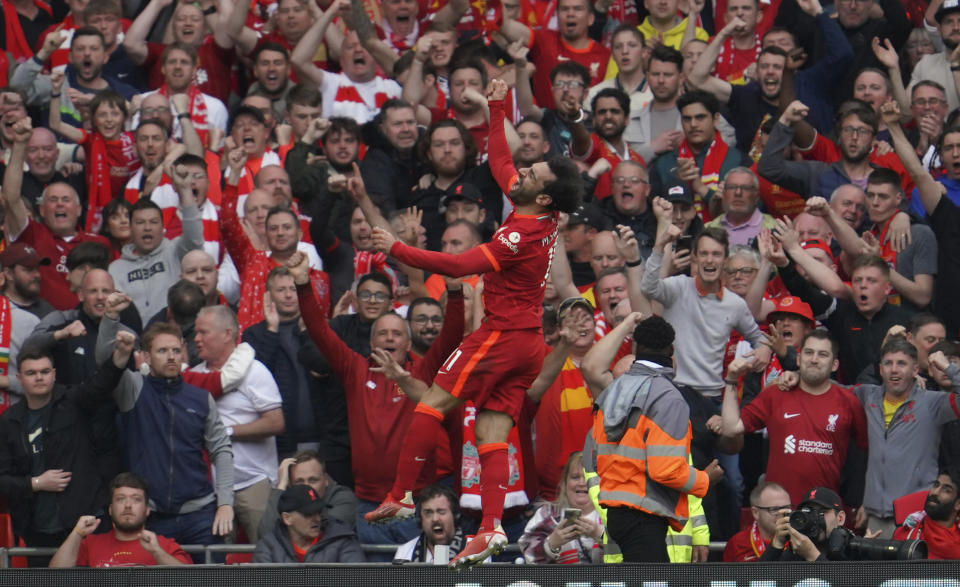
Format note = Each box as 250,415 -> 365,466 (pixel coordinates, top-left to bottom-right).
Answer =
760,487 -> 846,561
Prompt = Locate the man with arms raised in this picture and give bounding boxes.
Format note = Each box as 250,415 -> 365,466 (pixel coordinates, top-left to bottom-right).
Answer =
363,79 -> 583,567
1,118 -> 110,310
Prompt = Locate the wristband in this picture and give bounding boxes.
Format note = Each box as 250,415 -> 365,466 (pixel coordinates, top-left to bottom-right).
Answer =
569,109 -> 585,124
724,380 -> 739,386
952,66 -> 960,72
625,258 -> 642,268
51,93 -> 61,98
203,5 -> 216,14
32,476 -> 39,490
177,112 -> 191,119
546,539 -> 561,555
225,425 -> 234,438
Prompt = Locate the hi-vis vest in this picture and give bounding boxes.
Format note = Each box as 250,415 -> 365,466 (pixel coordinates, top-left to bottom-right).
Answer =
591,363 -> 708,532
584,434 -> 709,563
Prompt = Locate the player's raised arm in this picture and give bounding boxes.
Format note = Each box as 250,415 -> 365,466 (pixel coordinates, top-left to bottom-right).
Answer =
486,79 -> 520,197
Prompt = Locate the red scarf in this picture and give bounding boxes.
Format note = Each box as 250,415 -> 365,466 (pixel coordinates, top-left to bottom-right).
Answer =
678,130 -> 728,221
159,85 -> 211,149
3,0 -> 52,60
749,520 -> 768,558
85,131 -> 136,232
871,215 -> 898,269
0,296 -> 11,416
872,215 -> 902,305
353,249 -> 399,290
460,402 -> 527,511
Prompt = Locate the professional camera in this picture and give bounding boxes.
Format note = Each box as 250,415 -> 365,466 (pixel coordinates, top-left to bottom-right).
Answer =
825,527 -> 927,561
789,507 -> 826,540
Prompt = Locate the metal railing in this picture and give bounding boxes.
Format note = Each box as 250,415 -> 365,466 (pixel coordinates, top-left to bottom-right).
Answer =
0,541 -> 727,567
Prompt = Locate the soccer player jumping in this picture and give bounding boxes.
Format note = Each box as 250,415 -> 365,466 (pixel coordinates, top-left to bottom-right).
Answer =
365,79 -> 584,567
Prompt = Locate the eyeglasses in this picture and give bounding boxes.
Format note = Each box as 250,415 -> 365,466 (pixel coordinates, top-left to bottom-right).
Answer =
553,80 -> 584,90
839,125 -> 874,138
141,107 -> 171,117
612,176 -> 649,185
724,184 -> 757,193
913,98 -> 946,108
357,291 -> 390,302
754,505 -> 792,514
724,267 -> 758,276
411,315 -> 443,325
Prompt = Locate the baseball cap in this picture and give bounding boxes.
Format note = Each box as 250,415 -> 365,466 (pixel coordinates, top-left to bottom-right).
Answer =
557,296 -> 593,320
799,487 -> 843,511
801,239 -> 836,264
228,105 -> 267,133
662,182 -> 693,205
0,243 -> 51,269
566,205 -> 602,228
277,485 -> 325,515
936,0 -> 960,22
440,183 -> 484,210
768,296 -> 815,324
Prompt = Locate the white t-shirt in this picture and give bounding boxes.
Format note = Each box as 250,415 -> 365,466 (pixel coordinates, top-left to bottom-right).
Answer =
319,72 -> 401,124
194,359 -> 282,490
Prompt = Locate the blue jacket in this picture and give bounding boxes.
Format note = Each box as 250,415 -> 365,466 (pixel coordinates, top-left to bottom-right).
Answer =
757,122 -> 883,199
117,373 -> 234,514
794,12 -> 854,133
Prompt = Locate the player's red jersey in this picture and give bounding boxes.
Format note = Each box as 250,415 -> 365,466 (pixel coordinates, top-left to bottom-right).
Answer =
740,383 -> 868,505
389,98 -> 559,331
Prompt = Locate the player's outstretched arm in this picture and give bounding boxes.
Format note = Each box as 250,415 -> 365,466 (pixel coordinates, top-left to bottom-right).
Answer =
373,228 -> 495,278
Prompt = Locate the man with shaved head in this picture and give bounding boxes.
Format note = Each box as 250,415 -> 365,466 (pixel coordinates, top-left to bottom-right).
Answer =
26,269 -> 140,385
180,250 -> 222,306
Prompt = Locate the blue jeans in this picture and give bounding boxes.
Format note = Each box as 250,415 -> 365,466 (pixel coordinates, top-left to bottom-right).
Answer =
148,502 -> 220,563
355,498 -> 421,561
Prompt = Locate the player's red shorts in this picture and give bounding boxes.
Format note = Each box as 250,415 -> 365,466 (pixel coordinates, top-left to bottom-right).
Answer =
433,325 -> 544,422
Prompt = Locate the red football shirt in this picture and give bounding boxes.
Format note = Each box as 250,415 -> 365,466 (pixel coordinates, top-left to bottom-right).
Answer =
740,383 -> 868,505
529,29 -> 610,110
12,219 -> 112,310
76,530 -> 191,567
389,99 -> 558,331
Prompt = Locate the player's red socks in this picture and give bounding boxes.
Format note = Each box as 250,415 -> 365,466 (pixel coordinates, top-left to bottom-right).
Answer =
389,404 -> 444,500
477,442 -> 509,532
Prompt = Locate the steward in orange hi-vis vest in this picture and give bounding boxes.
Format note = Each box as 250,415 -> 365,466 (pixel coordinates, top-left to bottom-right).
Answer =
592,350 -> 711,562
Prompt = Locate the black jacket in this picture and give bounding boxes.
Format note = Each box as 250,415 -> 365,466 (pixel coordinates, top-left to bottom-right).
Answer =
0,361 -> 124,541
243,319 -> 321,455
252,516 -> 366,563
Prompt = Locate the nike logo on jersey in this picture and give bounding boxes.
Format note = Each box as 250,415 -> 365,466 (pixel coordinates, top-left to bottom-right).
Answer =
415,457 -> 427,462
784,413 -> 800,419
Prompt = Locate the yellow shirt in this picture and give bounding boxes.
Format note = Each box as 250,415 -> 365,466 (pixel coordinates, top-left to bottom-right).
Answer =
636,16 -> 709,53
883,396 -> 906,428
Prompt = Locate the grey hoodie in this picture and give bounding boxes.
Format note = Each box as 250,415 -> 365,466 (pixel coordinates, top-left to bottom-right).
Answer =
108,202 -> 203,323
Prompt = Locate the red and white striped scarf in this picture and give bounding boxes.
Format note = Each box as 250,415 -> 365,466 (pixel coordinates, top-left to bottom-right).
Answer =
159,84 -> 211,149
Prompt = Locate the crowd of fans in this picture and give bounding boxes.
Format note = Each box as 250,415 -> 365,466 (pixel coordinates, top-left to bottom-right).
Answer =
0,0 -> 959,567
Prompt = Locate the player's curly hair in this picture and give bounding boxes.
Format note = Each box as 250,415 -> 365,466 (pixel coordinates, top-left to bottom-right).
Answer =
543,157 -> 584,213
633,315 -> 675,355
